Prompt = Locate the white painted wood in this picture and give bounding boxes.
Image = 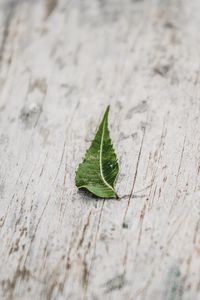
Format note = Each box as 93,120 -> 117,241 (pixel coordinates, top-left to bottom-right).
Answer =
1,0 -> 200,299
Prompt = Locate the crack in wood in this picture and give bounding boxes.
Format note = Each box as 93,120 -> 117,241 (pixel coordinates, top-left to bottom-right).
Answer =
122,127 -> 146,227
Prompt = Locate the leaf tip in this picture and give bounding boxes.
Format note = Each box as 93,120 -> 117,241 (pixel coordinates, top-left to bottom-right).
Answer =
105,105 -> 110,116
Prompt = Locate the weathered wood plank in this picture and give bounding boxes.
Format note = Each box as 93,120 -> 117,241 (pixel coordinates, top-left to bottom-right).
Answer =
1,0 -> 200,299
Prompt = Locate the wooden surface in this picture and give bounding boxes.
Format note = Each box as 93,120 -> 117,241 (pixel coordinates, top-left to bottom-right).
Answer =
1,0 -> 200,299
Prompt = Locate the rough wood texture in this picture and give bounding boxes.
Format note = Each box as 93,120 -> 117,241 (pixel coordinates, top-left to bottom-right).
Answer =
1,0 -> 200,299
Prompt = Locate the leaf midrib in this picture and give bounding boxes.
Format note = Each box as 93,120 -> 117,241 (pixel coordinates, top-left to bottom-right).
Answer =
99,117 -> 115,194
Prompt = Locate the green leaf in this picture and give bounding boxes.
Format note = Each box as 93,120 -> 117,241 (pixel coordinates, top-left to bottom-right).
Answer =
75,106 -> 119,199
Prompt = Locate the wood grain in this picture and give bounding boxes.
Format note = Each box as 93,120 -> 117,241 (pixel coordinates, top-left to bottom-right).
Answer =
1,0 -> 200,299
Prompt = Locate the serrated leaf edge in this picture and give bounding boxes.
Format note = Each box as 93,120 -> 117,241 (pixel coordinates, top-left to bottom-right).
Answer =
99,107 -> 117,196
